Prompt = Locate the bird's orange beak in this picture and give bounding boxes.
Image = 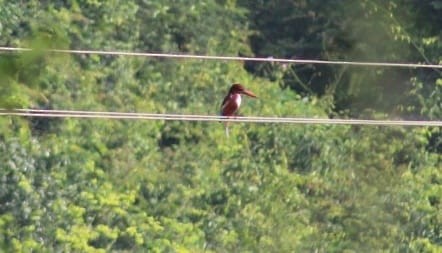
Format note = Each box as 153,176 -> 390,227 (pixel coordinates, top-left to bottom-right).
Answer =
241,89 -> 257,98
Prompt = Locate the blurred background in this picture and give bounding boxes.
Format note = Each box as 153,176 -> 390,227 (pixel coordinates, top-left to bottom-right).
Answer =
0,0 -> 441,252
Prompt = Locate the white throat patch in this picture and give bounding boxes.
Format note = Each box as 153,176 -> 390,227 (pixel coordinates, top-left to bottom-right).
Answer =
232,93 -> 241,107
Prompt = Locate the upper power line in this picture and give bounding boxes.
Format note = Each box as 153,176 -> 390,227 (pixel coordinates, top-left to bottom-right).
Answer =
0,47 -> 441,69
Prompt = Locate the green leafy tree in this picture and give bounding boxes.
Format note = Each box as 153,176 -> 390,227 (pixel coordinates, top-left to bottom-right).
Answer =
0,0 -> 440,252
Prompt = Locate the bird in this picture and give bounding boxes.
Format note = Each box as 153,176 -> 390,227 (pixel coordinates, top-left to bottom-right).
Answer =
220,83 -> 257,136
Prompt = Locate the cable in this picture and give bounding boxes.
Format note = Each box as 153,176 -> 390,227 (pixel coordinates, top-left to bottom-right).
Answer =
1,46 -> 441,69
1,109 -> 441,127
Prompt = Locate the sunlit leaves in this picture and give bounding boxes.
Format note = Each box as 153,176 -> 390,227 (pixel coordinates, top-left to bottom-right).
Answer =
0,0 -> 441,252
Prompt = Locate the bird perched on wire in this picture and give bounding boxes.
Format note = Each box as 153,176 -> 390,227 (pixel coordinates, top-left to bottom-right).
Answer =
220,83 -> 257,136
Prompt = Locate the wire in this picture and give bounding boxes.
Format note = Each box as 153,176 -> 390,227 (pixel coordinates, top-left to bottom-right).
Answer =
1,46 -> 441,69
1,109 -> 441,127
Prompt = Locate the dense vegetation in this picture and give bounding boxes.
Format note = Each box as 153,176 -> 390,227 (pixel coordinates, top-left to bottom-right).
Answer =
0,0 -> 441,252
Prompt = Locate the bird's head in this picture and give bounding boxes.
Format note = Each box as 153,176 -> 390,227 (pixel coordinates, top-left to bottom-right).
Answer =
229,83 -> 257,98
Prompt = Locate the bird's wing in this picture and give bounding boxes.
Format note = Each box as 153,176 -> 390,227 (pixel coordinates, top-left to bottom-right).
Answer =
221,94 -> 230,108
220,95 -> 239,116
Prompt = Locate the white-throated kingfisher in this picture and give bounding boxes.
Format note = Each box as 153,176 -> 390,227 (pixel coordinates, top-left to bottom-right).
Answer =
220,83 -> 257,136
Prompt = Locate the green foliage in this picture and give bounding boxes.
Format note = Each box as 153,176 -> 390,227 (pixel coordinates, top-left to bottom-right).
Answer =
241,0 -> 441,119
0,0 -> 440,252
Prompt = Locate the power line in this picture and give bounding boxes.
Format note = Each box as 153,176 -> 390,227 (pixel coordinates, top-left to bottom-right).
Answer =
1,46 -> 441,69
1,109 -> 441,127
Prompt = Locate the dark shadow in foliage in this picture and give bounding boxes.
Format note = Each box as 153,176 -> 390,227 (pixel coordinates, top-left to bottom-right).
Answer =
0,54 -> 19,79
427,128 -> 442,154
239,0 -> 352,97
89,235 -> 114,251
158,122 -> 202,150
281,65 -> 336,97
205,188 -> 229,214
112,233 -> 137,251
158,123 -> 182,149
29,104 -> 62,136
